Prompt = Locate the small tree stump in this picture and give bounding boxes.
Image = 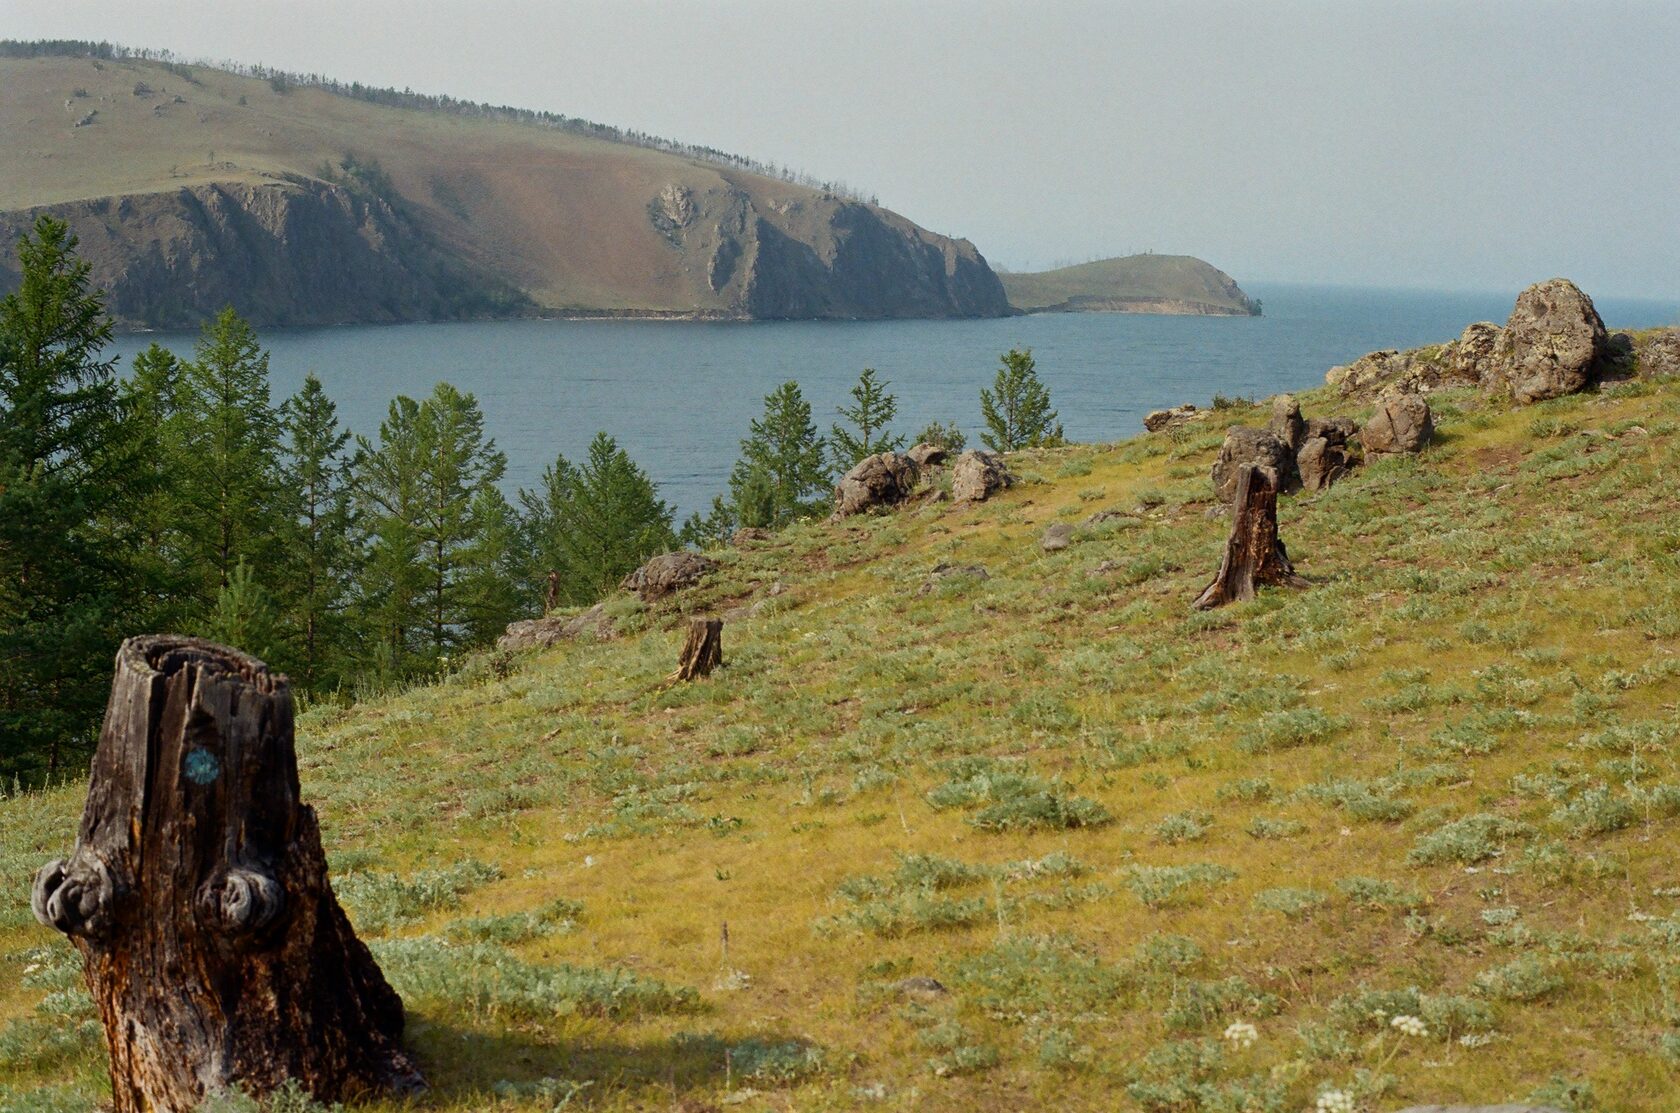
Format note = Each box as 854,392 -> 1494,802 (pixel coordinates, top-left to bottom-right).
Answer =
1192,465 -> 1309,610
669,617 -> 724,682
31,636 -> 423,1111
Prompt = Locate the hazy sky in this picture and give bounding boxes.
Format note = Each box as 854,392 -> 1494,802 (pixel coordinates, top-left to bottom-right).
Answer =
8,0 -> 1678,298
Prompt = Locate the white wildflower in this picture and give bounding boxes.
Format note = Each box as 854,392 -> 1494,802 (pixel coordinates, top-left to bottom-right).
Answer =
1222,1020 -> 1258,1049
1390,1014 -> 1428,1038
1316,1089 -> 1357,1113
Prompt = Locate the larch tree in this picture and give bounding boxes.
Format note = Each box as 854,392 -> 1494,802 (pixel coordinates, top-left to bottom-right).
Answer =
277,373 -> 359,693
520,431 -> 676,607
830,367 -> 904,471
980,347 -> 1062,452
0,216 -> 150,779
729,380 -> 829,527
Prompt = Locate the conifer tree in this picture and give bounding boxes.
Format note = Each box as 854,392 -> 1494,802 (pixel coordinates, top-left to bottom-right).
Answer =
414,382 -> 507,658
176,307 -> 284,608
0,216 -> 149,779
830,367 -> 903,470
980,347 -> 1062,452
353,395 -> 429,675
207,558 -> 282,664
278,374 -> 358,692
728,380 -> 829,527
520,432 -> 676,606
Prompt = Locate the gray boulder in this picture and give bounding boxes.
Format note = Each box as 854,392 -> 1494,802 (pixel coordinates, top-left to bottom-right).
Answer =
1296,415 -> 1359,492
1041,523 -> 1074,551
1362,392 -> 1433,455
1211,427 -> 1298,502
951,450 -> 1013,502
1144,403 -> 1202,432
1268,394 -> 1305,450
1494,278 -> 1609,403
833,452 -> 920,517
907,442 -> 949,468
620,550 -> 717,599
1444,320 -> 1504,386
918,561 -> 989,595
497,603 -> 614,651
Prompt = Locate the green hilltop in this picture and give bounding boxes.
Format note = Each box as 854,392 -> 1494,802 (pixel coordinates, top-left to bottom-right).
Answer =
8,342 -> 1680,1110
1002,253 -> 1262,316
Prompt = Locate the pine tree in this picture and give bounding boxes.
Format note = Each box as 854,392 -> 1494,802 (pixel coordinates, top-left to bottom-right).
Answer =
352,396 -> 429,676
414,383 -> 507,659
277,374 -> 358,693
830,367 -> 903,470
520,432 -> 676,606
728,381 -> 829,526
0,216 -> 150,779
176,308 -> 284,611
912,419 -> 967,453
207,558 -> 282,663
354,383 -> 509,671
979,348 -> 1062,452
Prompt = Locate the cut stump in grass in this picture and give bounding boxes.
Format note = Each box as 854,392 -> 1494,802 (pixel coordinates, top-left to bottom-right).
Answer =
670,616 -> 724,682
31,636 -> 423,1113
1193,464 -> 1309,610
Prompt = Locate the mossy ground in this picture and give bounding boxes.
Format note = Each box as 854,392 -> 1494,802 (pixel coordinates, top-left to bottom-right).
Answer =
6,375 -> 1680,1112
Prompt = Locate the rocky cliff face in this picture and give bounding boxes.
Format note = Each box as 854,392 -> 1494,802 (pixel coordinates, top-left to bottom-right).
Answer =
644,182 -> 1008,320
0,175 -> 1006,328
0,177 -> 527,330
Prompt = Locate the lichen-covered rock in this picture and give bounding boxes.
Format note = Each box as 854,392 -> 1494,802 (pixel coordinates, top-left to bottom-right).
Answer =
1268,395 -> 1305,450
1041,523 -> 1074,551
1330,324 -> 1498,400
918,561 -> 989,595
1631,328 -> 1680,380
1327,349 -> 1410,396
497,603 -> 615,651
1493,278 -> 1609,403
1211,427 -> 1298,502
1362,392 -> 1433,455
907,442 -> 949,468
951,450 -> 1013,502
833,452 -> 920,517
1295,415 -> 1359,492
620,550 -> 717,599
1444,321 -> 1503,385
1144,403 -> 1201,432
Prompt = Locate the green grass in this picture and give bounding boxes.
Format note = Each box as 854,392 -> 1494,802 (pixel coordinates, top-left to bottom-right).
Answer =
10,374 -> 1680,1108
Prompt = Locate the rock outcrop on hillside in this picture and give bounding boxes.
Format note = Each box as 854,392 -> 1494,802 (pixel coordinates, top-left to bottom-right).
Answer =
1325,278 -> 1630,405
0,178 -> 527,330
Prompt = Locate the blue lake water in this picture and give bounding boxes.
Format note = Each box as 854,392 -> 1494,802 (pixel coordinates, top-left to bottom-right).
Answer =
108,284 -> 1678,518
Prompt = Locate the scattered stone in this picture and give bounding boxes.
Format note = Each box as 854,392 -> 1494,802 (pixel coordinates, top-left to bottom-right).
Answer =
1041,523 -> 1074,551
951,450 -> 1013,502
907,442 -> 948,468
1494,277 -> 1609,403
833,451 -> 920,517
1083,508 -> 1131,526
1268,394 -> 1305,450
731,527 -> 771,546
1361,392 -> 1433,455
918,562 -> 989,595
496,603 -> 614,651
1090,559 -> 1122,575
620,550 -> 717,600
889,976 -> 949,1000
1143,403 -> 1201,432
1392,1106 -> 1564,1113
1211,426 -> 1298,502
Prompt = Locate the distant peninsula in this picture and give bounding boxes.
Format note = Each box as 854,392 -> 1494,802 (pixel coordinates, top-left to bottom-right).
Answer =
1001,254 -> 1261,316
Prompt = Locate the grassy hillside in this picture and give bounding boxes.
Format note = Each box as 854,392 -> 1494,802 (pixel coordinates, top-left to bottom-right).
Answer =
0,51 -> 1004,322
7,369 -> 1680,1111
1003,254 -> 1261,316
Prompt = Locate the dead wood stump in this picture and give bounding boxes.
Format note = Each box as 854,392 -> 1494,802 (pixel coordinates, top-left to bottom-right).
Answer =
670,617 -> 724,682
31,636 -> 423,1112
1192,465 -> 1309,610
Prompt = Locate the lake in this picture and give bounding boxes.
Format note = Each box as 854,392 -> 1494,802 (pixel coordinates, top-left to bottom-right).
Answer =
108,283 -> 1678,519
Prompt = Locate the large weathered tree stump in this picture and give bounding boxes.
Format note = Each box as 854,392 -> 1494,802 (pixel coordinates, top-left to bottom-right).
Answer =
1192,465 -> 1309,610
31,636 -> 423,1112
669,617 -> 724,682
